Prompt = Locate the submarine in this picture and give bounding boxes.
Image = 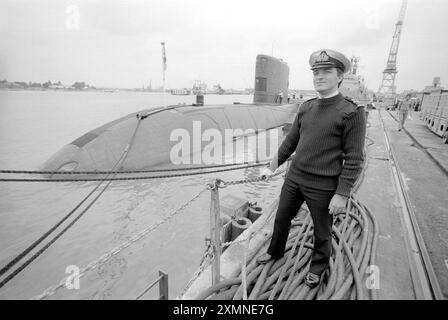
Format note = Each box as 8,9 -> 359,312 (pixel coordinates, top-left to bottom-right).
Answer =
41,55 -> 299,173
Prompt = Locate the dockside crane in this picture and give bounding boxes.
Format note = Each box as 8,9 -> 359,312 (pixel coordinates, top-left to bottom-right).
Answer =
378,0 -> 408,98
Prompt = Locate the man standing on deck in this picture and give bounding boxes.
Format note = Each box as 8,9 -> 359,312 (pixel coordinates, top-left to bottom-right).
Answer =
257,49 -> 366,288
279,91 -> 284,104
397,93 -> 414,131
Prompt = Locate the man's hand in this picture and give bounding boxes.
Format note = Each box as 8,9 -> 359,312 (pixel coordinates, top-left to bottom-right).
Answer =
328,194 -> 349,215
260,166 -> 274,181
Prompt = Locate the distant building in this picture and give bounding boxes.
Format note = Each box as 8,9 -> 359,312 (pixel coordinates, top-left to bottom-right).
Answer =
48,84 -> 65,89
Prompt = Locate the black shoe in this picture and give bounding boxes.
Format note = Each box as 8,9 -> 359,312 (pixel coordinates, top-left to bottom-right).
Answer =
304,272 -> 321,288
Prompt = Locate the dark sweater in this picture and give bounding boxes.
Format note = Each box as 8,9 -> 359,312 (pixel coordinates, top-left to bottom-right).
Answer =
277,93 -> 366,197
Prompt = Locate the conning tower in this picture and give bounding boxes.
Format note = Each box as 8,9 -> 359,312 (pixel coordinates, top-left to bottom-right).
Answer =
253,55 -> 289,104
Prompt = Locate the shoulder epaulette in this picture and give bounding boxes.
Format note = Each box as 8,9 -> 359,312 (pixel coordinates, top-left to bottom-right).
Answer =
305,97 -> 318,103
344,96 -> 357,105
344,97 -> 365,109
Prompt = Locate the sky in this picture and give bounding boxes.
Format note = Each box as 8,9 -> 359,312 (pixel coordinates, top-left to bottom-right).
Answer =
1,0 -> 447,92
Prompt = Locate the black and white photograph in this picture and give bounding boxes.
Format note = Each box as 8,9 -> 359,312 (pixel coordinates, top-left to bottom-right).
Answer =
0,0 -> 447,304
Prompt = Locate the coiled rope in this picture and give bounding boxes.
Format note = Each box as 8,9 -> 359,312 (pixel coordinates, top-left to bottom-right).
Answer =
193,196 -> 377,300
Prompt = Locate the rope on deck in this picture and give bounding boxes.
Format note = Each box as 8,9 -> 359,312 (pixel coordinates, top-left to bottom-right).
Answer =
193,196 -> 378,300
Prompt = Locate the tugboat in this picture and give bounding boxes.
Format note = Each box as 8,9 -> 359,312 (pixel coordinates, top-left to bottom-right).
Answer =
171,88 -> 192,95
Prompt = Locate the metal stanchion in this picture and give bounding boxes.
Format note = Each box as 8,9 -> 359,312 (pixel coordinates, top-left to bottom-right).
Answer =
209,180 -> 221,286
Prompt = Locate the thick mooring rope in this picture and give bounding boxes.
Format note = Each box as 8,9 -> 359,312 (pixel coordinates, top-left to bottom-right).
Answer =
194,196 -> 377,300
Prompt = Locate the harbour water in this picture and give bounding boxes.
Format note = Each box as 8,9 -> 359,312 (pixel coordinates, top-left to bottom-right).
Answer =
0,90 -> 288,299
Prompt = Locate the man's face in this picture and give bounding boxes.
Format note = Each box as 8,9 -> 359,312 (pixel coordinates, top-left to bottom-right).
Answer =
312,67 -> 343,94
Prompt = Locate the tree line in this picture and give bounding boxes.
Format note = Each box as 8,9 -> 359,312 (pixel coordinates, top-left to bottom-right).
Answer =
0,80 -> 96,90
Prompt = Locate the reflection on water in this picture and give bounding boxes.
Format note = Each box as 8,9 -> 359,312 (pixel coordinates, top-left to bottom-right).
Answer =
0,91 -> 288,299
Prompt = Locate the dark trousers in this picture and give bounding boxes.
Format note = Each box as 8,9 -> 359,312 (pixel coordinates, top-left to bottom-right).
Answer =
267,178 -> 335,275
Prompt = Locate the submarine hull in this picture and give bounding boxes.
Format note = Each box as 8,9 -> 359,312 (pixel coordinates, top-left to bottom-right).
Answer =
41,103 -> 298,173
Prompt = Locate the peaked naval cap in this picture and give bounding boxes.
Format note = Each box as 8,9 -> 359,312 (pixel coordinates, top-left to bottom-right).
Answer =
309,49 -> 351,73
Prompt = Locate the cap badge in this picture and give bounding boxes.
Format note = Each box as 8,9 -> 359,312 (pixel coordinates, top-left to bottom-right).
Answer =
316,51 -> 330,63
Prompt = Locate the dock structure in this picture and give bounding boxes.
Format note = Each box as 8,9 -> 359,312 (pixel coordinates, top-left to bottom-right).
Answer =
377,109 -> 447,299
180,108 -> 448,300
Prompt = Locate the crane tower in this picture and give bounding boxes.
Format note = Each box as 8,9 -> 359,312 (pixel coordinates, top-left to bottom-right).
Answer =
378,0 -> 408,96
